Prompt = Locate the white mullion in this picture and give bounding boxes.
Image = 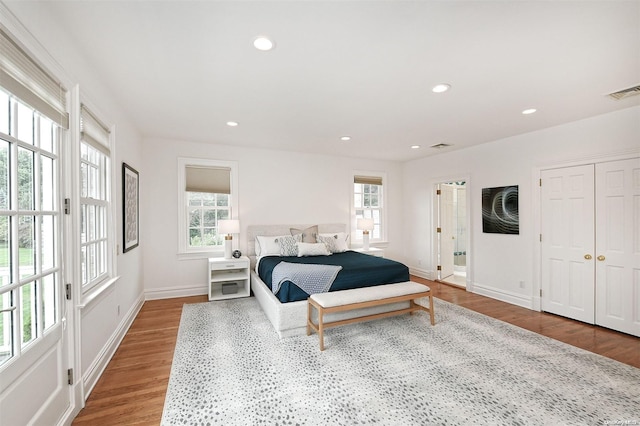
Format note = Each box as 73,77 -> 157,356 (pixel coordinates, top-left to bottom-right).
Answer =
101,153 -> 107,201
34,145 -> 42,283
35,209 -> 42,341
0,291 -> 12,359
8,108 -> 21,356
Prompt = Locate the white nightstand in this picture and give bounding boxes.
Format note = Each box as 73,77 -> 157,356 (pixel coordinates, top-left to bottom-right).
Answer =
208,256 -> 250,301
353,247 -> 384,257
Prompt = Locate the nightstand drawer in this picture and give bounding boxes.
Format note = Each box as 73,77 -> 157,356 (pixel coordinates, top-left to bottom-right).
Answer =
210,259 -> 248,271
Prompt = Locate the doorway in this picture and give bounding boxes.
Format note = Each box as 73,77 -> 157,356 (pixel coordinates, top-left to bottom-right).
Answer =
436,181 -> 468,288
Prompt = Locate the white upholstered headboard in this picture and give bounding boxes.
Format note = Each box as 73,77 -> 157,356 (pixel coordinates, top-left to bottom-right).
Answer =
246,223 -> 346,268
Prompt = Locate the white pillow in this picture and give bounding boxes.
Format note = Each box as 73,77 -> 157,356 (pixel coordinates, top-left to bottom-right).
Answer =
297,242 -> 331,257
255,235 -> 284,257
319,232 -> 349,243
317,234 -> 349,253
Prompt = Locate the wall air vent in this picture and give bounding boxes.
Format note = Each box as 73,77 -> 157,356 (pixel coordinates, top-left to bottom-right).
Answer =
430,143 -> 452,149
607,85 -> 640,100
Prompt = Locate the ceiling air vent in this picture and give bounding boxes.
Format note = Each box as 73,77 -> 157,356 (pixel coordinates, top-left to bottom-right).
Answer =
430,143 -> 452,149
607,85 -> 640,100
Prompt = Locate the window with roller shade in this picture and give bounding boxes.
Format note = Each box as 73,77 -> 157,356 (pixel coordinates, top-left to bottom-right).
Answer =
177,158 -> 238,253
79,105 -> 113,292
353,173 -> 385,241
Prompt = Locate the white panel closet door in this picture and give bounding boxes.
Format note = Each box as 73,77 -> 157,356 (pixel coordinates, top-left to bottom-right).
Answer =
541,165 -> 595,323
595,158 -> 640,337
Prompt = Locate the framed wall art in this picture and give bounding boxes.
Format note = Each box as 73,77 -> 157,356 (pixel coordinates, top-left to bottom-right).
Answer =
482,185 -> 519,234
123,162 -> 139,252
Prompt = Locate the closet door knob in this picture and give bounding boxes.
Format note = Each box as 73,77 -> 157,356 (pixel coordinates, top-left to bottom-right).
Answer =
597,255 -> 605,261
584,254 -> 592,260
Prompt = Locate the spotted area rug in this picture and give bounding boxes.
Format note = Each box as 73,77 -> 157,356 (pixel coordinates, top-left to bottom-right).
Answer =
161,297 -> 640,425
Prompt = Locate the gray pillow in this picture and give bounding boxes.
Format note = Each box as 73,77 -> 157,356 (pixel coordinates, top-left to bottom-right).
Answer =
290,225 -> 318,243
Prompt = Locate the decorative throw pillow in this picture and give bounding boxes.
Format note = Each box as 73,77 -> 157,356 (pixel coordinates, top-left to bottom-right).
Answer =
297,242 -> 331,257
319,232 -> 349,243
317,234 -> 348,253
255,235 -> 283,257
290,225 -> 318,243
277,235 -> 300,256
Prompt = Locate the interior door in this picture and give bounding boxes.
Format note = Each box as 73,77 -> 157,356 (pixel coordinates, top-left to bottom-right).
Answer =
595,158 -> 640,337
541,165 -> 595,323
439,184 -> 455,280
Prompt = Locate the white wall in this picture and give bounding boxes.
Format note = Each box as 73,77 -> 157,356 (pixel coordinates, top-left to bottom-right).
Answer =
402,106 -> 640,308
4,0 -> 145,411
142,137 -> 404,298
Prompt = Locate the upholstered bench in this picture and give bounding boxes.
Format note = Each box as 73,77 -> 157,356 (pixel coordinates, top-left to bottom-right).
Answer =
306,281 -> 435,351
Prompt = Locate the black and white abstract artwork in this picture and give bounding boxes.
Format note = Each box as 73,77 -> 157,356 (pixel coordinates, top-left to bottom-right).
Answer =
122,162 -> 139,252
482,185 -> 519,234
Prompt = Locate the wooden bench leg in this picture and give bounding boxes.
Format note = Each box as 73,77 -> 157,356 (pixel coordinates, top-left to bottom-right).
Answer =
307,299 -> 326,350
307,300 -> 312,336
318,307 -> 325,351
428,293 -> 435,325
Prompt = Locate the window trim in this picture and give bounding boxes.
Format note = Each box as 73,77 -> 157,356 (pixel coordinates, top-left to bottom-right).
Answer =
351,170 -> 387,245
77,101 -> 117,296
177,157 -> 238,258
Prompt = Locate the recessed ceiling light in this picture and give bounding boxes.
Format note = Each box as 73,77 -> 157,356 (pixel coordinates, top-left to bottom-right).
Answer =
432,84 -> 451,93
226,121 -> 239,127
411,145 -> 421,149
253,36 -> 274,51
340,136 -> 351,141
522,108 -> 537,115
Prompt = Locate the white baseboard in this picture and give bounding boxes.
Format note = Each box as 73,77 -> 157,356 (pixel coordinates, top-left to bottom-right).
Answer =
145,284 -> 207,300
472,282 -> 534,310
81,292 -> 145,400
408,267 -> 435,280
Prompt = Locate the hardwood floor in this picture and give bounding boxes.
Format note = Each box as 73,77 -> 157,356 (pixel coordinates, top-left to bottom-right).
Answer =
72,296 -> 207,426
72,279 -> 639,425
413,277 -> 640,369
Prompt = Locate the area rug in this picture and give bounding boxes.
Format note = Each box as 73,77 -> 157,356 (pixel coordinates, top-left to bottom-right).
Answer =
162,297 -> 640,425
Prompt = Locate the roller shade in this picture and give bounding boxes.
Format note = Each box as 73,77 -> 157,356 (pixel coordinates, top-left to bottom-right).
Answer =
186,166 -> 231,194
0,29 -> 69,128
80,105 -> 110,154
354,175 -> 383,185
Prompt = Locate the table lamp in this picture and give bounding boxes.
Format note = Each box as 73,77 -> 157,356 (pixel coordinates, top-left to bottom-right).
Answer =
218,219 -> 239,259
357,218 -> 374,251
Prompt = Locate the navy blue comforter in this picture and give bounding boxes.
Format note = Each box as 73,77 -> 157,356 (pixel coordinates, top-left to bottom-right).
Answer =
257,250 -> 410,303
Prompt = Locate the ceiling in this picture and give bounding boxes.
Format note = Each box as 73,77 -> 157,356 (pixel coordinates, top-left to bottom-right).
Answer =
7,1 -> 640,162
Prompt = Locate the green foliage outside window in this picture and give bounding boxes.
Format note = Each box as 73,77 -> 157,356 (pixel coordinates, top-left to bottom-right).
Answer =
0,147 -> 38,247
188,192 -> 229,248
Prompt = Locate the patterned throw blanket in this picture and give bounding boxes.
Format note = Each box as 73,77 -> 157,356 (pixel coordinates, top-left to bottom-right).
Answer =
271,262 -> 343,296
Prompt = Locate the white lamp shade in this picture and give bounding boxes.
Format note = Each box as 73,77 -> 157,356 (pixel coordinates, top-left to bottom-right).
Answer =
357,218 -> 374,232
218,219 -> 240,235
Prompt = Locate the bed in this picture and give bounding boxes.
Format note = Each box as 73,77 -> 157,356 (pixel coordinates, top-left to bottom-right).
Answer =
248,224 -> 412,337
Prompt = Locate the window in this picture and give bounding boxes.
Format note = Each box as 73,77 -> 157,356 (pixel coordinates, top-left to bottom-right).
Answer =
0,90 -> 62,366
79,105 -> 112,291
353,173 -> 386,242
178,158 -> 238,255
